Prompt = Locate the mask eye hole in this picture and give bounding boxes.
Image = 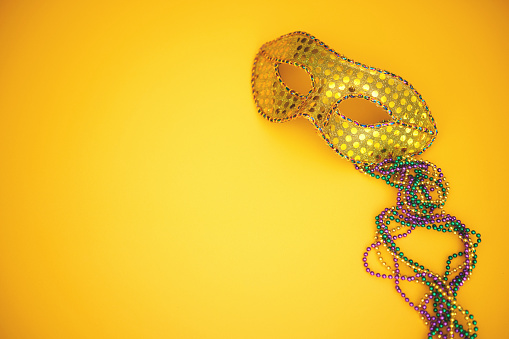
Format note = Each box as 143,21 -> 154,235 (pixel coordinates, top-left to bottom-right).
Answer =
277,63 -> 312,95
336,97 -> 392,125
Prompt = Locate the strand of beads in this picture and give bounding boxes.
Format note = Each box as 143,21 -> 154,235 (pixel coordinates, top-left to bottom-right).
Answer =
355,157 -> 481,338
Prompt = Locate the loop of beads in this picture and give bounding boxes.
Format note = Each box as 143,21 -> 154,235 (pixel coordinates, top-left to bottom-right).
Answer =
356,157 -> 481,338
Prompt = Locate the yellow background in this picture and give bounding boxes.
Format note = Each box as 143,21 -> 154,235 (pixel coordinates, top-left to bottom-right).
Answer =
0,0 -> 507,338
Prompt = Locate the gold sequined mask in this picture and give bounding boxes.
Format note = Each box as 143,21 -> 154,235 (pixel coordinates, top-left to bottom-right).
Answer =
251,32 -> 481,339
251,31 -> 438,164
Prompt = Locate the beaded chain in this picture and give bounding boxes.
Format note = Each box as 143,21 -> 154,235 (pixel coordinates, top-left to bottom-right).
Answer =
356,157 -> 481,338
252,32 -> 481,338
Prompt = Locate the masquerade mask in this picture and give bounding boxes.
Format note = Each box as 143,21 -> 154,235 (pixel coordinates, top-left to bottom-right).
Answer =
251,31 -> 437,164
252,32 -> 480,339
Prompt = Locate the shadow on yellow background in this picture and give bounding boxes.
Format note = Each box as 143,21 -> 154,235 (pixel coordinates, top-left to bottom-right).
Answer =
0,0 -> 507,338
